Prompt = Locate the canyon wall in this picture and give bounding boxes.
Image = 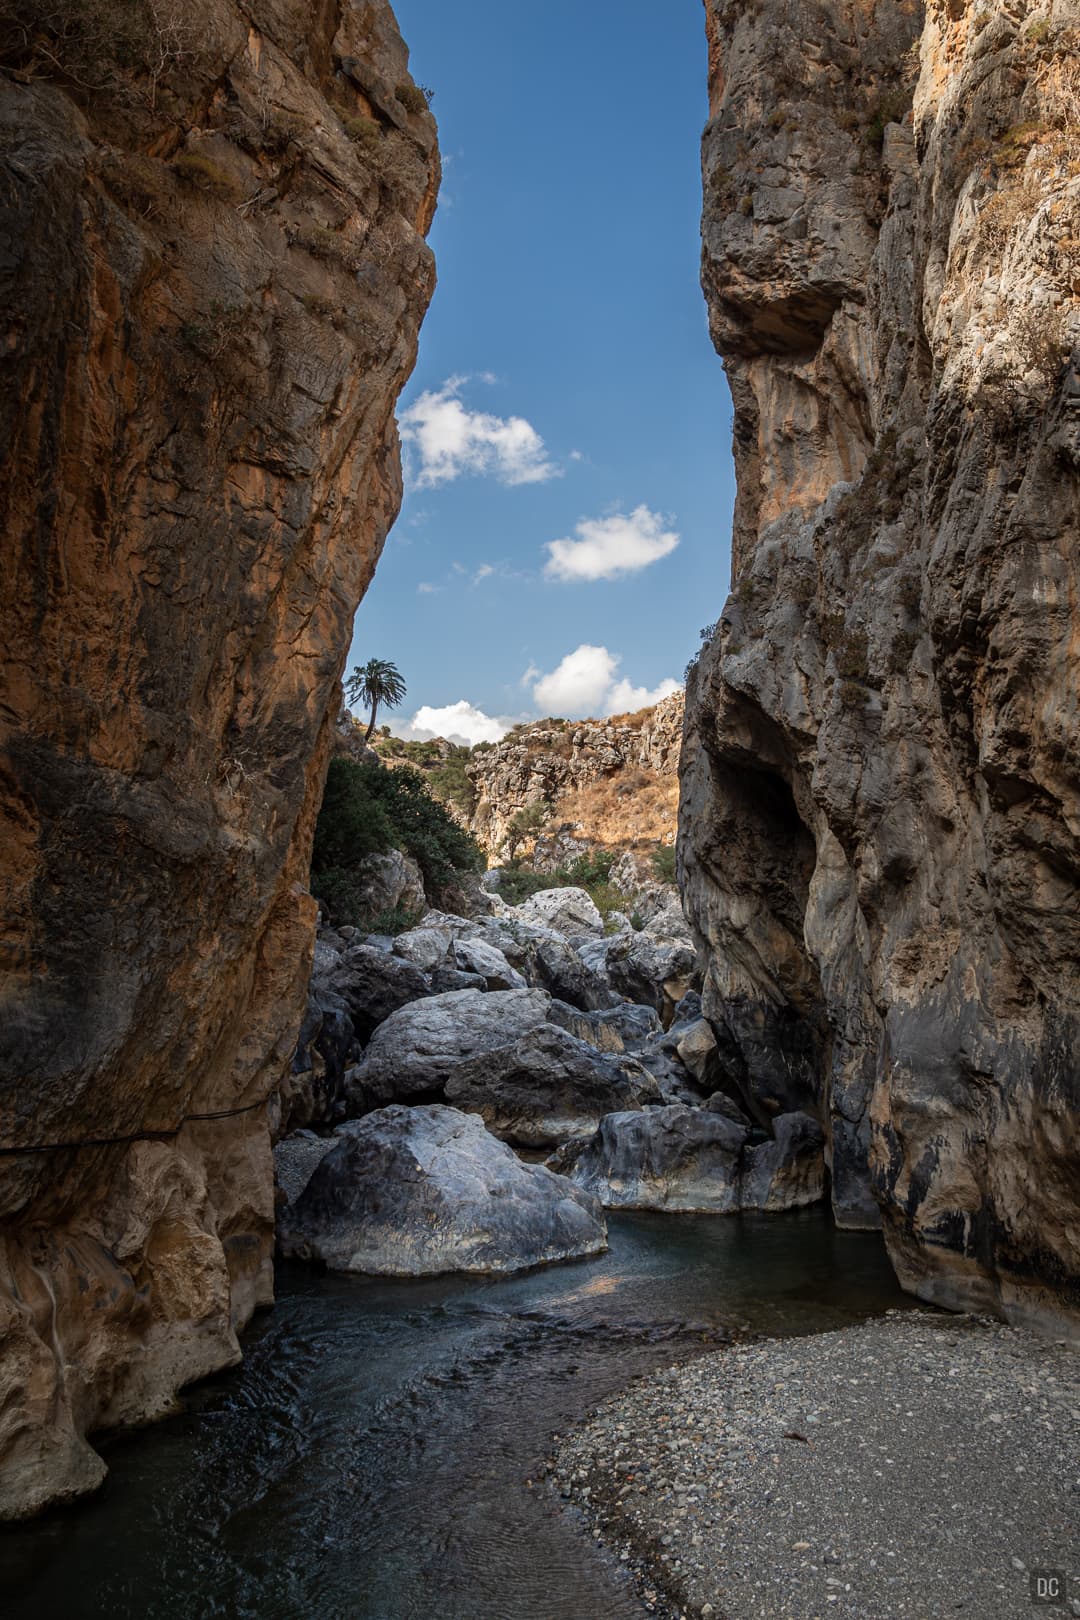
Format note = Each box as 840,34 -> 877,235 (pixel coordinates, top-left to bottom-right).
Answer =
0,0 -> 437,1515
467,692 -> 685,861
684,0 -> 1079,1326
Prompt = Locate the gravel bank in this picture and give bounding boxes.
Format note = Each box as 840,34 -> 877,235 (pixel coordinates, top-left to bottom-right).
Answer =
550,1312 -> 1080,1619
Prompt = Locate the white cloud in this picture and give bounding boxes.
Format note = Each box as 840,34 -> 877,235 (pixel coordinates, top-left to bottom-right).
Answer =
530,645 -> 681,719
604,676 -> 681,714
399,378 -> 559,489
416,581 -> 441,594
473,563 -> 494,583
532,645 -> 618,715
543,504 -> 679,583
401,700 -> 515,747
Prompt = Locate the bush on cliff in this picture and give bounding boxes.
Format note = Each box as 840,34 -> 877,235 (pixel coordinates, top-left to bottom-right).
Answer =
311,757 -> 483,923
497,848 -> 622,919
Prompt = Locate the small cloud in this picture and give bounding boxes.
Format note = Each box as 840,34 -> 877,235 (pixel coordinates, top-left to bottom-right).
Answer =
530,644 -> 681,719
603,675 -> 681,714
520,662 -> 541,687
532,645 -> 617,715
543,504 -> 679,583
451,561 -> 467,575
417,581 -> 442,595
473,563 -> 494,584
401,700 -> 515,747
399,377 -> 559,489
569,449 -> 584,462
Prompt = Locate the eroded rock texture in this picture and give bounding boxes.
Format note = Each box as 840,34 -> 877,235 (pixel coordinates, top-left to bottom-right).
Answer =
466,691 -> 684,860
0,0 -> 437,1514
685,0 -> 1079,1327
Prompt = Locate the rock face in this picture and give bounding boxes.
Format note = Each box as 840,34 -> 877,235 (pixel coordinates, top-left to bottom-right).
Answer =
0,1 -> 438,1516
466,692 -> 684,860
277,1105 -> 608,1275
349,987 -> 659,1142
552,1105 -> 825,1213
685,0 -> 1080,1328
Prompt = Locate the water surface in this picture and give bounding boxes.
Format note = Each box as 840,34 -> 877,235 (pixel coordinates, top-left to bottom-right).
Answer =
3,1209 -> 917,1619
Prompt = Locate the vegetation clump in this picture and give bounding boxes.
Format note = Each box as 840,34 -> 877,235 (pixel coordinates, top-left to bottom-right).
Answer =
497,848 -> 620,916
394,81 -> 430,115
311,757 -> 482,925
170,151 -> 240,201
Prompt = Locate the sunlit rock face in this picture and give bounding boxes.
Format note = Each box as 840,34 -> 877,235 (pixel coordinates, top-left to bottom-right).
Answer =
0,0 -> 438,1516
684,0 -> 1080,1328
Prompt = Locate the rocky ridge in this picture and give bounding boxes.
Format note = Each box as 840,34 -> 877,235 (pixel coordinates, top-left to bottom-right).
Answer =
465,691 -> 684,862
683,0 -> 1080,1327
0,0 -> 437,1517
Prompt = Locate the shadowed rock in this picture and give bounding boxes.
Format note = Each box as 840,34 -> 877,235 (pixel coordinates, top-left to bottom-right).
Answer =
551,1106 -> 825,1213
278,1105 -> 607,1275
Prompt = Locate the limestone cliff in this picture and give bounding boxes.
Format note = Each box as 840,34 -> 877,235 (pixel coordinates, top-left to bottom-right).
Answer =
466,692 -> 685,863
684,0 -> 1079,1327
0,0 -> 437,1514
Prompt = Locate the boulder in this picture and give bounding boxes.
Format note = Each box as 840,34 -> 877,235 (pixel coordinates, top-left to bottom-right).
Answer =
739,1111 -> 827,1211
348,988 -> 554,1107
515,886 -> 604,940
519,929 -> 617,1011
392,924 -> 452,973
278,1105 -> 608,1275
452,935 -> 526,990
319,943 -> 432,1043
551,1106 -> 747,1212
547,1000 -> 662,1054
552,1105 -> 826,1213
274,1129 -> 339,1208
349,848 -> 426,921
442,1024 -> 660,1148
282,986 -> 356,1127
603,929 -> 700,1023
427,964 -> 488,995
676,1018 -> 721,1089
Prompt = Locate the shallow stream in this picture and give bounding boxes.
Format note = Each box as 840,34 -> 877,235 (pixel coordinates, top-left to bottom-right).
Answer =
4,1209 -> 916,1618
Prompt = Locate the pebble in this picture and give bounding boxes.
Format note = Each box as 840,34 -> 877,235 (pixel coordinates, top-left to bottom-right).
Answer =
550,1314 -> 1079,1619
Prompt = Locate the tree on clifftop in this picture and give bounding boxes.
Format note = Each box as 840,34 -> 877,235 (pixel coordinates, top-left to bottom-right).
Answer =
346,658 -> 407,742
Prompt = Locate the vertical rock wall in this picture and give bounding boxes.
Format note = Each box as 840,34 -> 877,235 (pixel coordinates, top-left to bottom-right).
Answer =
684,0 -> 1080,1327
0,0 -> 438,1514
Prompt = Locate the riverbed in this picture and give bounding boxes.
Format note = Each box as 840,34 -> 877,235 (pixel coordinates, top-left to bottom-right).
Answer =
3,1209 -> 917,1619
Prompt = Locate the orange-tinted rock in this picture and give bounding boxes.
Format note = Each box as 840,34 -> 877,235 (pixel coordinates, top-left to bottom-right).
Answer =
0,0 -> 438,1515
684,0 -> 1080,1327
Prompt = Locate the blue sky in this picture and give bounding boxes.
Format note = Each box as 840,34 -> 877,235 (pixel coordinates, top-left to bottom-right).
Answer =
347,0 -> 735,743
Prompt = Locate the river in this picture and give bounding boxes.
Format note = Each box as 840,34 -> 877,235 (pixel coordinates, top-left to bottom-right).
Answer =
3,1208 -> 917,1619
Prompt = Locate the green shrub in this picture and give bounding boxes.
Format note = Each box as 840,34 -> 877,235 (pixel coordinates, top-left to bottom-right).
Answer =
311,756 -> 482,924
835,628 -> 869,680
505,802 -> 550,858
563,848 -> 616,887
395,81 -> 429,115
428,746 -> 478,816
838,679 -> 867,709
651,844 -> 677,884
496,847 -> 622,918
333,101 -> 380,149
171,151 -> 240,200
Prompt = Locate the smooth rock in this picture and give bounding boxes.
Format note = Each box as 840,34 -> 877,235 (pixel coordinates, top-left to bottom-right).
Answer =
442,1024 -> 660,1148
278,1105 -> 608,1275
515,887 -> 605,940
348,988 -> 554,1107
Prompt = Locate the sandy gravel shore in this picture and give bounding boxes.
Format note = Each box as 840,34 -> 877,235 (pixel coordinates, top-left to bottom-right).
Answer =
550,1311 -> 1080,1620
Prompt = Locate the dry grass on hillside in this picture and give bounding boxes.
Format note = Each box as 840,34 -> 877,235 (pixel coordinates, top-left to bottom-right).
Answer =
554,770 -> 678,850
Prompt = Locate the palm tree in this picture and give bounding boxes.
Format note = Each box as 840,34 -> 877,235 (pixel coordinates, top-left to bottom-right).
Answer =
346,658 -> 407,742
